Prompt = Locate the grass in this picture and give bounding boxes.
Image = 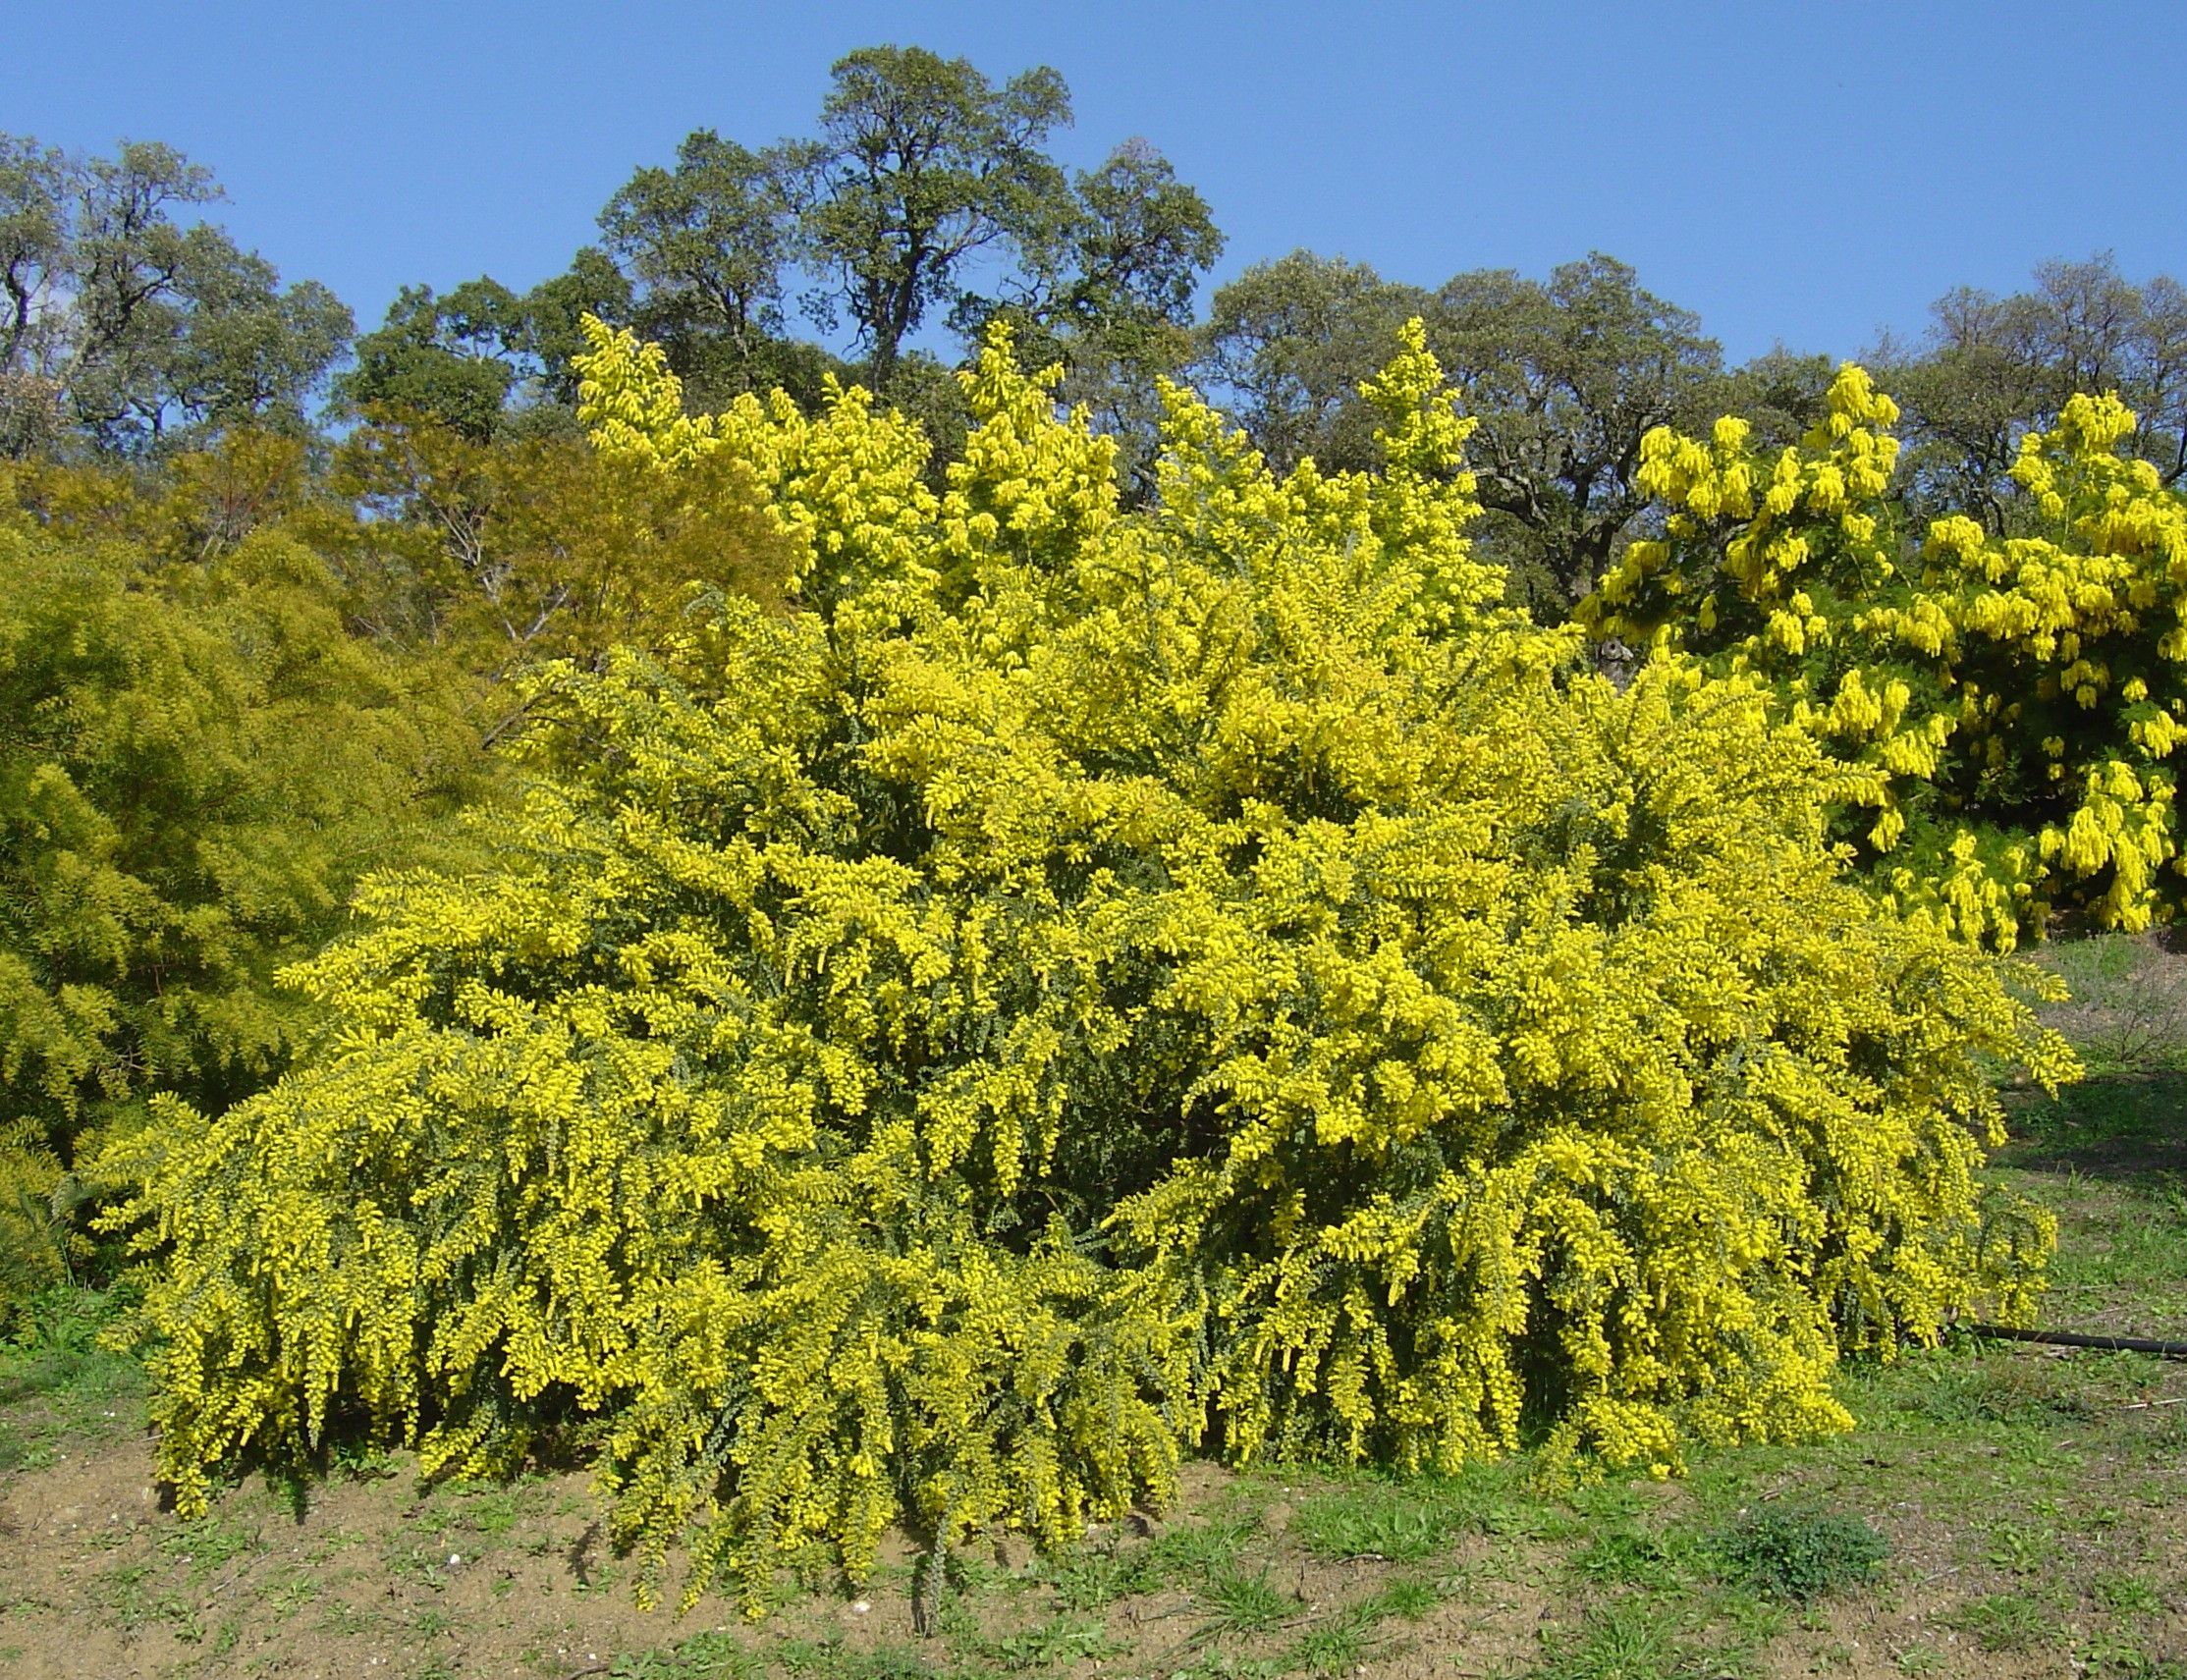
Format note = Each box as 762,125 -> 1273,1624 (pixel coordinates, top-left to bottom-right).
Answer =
3,931 -> 2185,1679
0,1284 -> 147,1473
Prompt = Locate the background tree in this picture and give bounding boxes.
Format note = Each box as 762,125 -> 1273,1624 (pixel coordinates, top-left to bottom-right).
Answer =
789,45 -> 1072,397
322,408 -> 793,686
595,129 -> 836,406
339,279 -> 536,441
1424,253 -> 1726,615
0,469 -> 484,1314
340,256 -> 636,442
0,135 -> 351,458
971,138 -> 1224,496
1878,253 -> 2187,530
1196,250 -> 1427,475
0,135 -> 75,458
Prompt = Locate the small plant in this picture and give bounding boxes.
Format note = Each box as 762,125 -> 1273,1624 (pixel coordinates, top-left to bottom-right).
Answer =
987,1616 -> 1125,1670
1896,1356 -> 2097,1428
1291,1481 -> 1462,1563
1366,1577 -> 1441,1621
1146,1516 -> 1257,1582
1198,1567 -> 1290,1640
159,1515 -> 260,1579
2095,1571 -> 2164,1618
2039,936 -> 2187,1074
1287,1618 -> 1366,1677
1949,1590 -> 2053,1653
1713,1506 -> 1886,1601
608,1630 -> 762,1679
1983,1520 -> 2056,1575
1037,1543 -> 1153,1610
1534,1599 -> 1678,1680
1569,1528 -> 1680,1589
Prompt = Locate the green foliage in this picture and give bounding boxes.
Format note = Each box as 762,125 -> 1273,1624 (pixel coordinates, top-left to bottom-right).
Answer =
1427,253 -> 1727,616
1197,250 -> 1427,477
0,134 -> 352,458
114,318 -> 2072,1616
793,46 -> 1072,396
0,469 -> 485,1316
1880,254 -> 2187,529
1289,1479 -> 1470,1562
1711,1506 -> 1886,1601
322,406 -> 794,675
1198,1567 -> 1289,1639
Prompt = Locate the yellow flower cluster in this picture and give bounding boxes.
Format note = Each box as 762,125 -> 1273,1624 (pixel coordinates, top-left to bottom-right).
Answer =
111,325 -> 2069,1613
1586,370 -> 2187,944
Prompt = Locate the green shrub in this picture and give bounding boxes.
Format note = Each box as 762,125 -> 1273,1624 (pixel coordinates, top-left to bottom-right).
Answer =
0,478 -> 485,1323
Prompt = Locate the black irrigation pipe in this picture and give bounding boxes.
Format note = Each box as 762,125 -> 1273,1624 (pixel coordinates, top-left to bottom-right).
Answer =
1965,1324 -> 2187,1360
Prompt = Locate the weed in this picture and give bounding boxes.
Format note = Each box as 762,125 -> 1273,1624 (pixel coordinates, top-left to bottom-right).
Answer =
1890,1355 -> 2099,1429
1290,1479 -> 1461,1562
1365,1576 -> 1440,1620
2037,934 -> 2187,1074
1533,1599 -> 1677,1680
453,1480 -> 536,1537
1287,1617 -> 1365,1676
1981,1520 -> 2057,1575
1038,1542 -> 1153,1609
1146,1514 -> 1256,1582
1172,1653 -> 1286,1680
610,1629 -> 758,1679
1198,1566 -> 1290,1639
1950,1590 -> 2054,1652
160,1514 -> 259,1578
0,1288 -> 146,1470
987,1615 -> 1124,1669
2096,1570 -> 2164,1618
1569,1528 -> 1680,1590
1712,1506 -> 1886,1601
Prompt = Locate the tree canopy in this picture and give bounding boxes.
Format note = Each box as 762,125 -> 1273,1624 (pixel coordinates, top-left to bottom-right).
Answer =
0,136 -> 351,457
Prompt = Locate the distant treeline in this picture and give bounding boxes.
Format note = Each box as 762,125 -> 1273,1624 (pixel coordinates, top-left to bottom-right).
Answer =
6,45 -> 2182,625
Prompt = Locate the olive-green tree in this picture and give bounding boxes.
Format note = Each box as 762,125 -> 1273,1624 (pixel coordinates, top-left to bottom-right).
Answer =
0,468 -> 484,1314
0,135 -> 351,457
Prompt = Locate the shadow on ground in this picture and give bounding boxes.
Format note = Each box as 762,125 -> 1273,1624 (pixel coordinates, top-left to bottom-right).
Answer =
1998,1071 -> 2187,1183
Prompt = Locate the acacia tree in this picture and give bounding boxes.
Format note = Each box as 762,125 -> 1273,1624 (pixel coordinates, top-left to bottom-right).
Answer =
1583,365 -> 2187,946
115,319 -> 2068,1617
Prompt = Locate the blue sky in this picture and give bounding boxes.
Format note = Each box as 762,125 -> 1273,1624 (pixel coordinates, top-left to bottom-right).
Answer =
8,0 -> 2184,366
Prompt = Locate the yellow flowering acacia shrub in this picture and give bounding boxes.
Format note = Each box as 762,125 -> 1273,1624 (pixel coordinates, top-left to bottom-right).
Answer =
1584,370 -> 2187,946
109,322 -> 2070,1612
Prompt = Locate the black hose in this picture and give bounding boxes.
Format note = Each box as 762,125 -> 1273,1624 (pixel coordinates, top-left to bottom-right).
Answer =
1965,1324 -> 2187,1360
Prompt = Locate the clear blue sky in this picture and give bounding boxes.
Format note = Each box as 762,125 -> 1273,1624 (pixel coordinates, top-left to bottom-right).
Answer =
7,0 -> 2183,366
